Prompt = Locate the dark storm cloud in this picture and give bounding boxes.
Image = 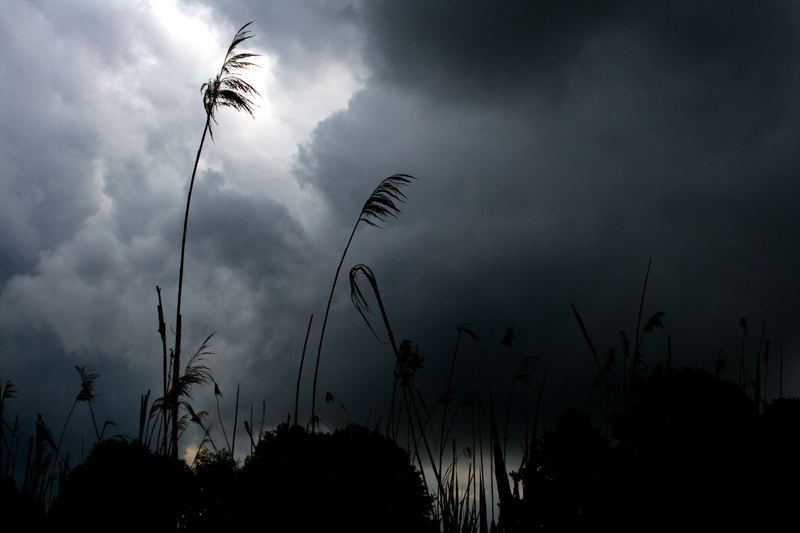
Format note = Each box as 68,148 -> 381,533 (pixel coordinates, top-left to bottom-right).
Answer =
293,0 -> 800,427
190,170 -> 309,276
360,0 -> 796,101
189,0 -> 360,74
360,0 -> 623,100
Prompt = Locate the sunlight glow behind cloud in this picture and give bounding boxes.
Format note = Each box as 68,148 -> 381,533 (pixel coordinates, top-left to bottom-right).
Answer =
151,0 -> 363,230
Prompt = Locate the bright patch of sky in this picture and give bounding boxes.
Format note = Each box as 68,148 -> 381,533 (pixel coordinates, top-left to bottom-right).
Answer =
150,0 -> 364,232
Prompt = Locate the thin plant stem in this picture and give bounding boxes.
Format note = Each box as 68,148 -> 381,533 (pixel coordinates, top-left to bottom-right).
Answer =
310,222 -> 359,430
231,384 -> 240,457
173,115 -> 212,459
440,327 -> 464,475
215,389 -> 231,453
294,314 -> 314,426
780,344 -> 784,399
55,399 -> 78,455
629,257 -> 652,410
156,286 -> 168,455
87,401 -> 100,444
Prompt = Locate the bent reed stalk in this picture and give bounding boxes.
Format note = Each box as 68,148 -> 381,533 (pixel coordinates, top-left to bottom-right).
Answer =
309,174 -> 415,431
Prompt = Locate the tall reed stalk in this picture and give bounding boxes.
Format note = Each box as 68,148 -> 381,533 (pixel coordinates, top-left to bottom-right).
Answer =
169,22 -> 258,459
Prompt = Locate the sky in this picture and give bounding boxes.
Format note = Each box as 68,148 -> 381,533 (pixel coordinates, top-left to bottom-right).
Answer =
1,0 -> 800,460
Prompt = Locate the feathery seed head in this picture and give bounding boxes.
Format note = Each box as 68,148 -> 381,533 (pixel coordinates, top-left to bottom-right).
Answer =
395,340 -> 423,385
202,21 -> 260,138
358,174 -> 416,228
75,365 -> 99,403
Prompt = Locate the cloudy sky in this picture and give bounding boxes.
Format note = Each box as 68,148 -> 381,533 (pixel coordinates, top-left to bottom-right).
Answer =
2,0 -> 799,459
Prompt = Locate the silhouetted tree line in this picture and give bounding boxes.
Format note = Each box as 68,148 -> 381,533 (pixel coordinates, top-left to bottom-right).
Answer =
509,367 -> 799,532
4,424 -> 436,532
3,366 -> 800,532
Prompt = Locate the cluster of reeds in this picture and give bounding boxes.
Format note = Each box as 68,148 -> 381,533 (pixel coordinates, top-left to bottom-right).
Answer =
0,364 -> 113,510
340,255 -> 544,531
572,259 -> 785,436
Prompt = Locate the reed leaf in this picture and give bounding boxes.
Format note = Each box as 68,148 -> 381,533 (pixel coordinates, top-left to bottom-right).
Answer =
177,334 -> 215,400
1,379 -> 16,404
513,354 -> 540,388
457,323 -> 481,343
185,402 -> 216,453
183,402 -> 209,425
349,263 -> 385,342
643,310 -> 666,333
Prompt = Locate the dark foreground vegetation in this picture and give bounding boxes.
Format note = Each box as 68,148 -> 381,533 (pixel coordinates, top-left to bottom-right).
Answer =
43,424 -> 435,532
3,365 -> 799,532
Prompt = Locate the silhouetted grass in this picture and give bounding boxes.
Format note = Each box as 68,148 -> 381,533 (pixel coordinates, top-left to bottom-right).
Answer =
4,292 -> 800,532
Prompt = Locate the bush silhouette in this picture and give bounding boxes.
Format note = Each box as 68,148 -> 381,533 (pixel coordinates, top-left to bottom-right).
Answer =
49,439 -> 191,531
514,368 -> 800,532
1,477 -> 46,530
619,368 -> 757,531
520,407 -> 615,531
237,424 -> 437,533
184,449 -> 239,532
